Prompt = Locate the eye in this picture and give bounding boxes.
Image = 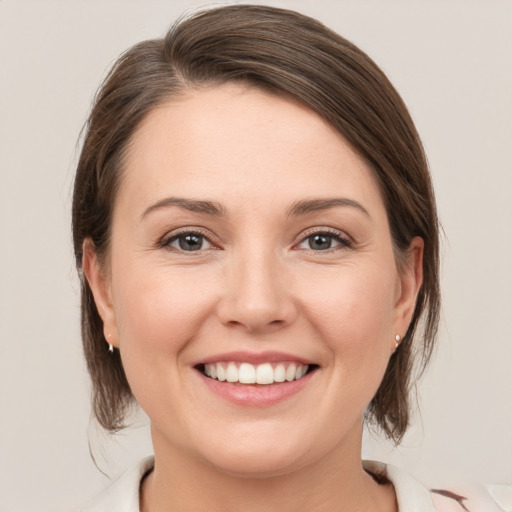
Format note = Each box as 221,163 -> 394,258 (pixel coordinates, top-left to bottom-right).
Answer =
163,231 -> 214,252
296,230 -> 352,251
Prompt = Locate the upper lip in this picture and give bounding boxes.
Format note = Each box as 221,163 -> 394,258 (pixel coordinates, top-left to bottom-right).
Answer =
193,351 -> 316,366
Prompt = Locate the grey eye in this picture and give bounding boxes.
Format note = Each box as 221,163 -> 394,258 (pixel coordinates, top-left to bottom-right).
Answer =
296,231 -> 350,252
166,233 -> 213,252
308,234 -> 333,250
179,234 -> 204,251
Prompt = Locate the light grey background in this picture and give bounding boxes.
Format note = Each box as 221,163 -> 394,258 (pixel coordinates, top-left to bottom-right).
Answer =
0,1 -> 511,511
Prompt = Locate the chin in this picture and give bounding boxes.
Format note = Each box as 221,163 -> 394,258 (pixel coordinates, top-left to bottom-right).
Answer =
191,424 -> 321,479
204,446 -> 308,479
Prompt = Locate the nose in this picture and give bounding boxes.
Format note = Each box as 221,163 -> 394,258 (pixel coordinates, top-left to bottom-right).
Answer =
215,247 -> 298,335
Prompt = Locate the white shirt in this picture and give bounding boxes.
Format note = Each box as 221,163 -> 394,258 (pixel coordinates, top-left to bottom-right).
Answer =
81,456 -> 501,512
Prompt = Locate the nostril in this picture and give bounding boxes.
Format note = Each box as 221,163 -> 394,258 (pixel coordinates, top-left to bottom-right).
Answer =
215,278 -> 298,333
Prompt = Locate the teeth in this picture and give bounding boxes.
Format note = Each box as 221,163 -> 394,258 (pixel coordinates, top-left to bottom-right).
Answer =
239,363 -> 256,384
274,363 -> 286,382
256,363 -> 274,385
226,362 -> 238,383
203,362 -> 310,385
217,364 -> 226,381
285,364 -> 296,382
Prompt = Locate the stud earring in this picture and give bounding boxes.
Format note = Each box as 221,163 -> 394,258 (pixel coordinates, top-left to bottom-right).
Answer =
394,334 -> 401,350
107,333 -> 114,353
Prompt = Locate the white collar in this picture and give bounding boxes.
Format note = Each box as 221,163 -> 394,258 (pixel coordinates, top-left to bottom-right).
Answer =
82,455 -> 154,512
364,460 -> 436,511
82,457 -> 436,511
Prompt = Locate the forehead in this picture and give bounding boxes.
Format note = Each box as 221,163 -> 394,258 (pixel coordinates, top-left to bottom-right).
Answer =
119,84 -> 385,217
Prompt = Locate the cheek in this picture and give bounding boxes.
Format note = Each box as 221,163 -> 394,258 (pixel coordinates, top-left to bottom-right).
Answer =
304,263 -> 395,339
276,263 -> 398,452
300,263 -> 396,388
113,268 -> 216,354
109,265 -> 220,428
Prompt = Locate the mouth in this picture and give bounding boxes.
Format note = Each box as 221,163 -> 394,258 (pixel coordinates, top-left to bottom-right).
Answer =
195,361 -> 319,385
193,353 -> 320,406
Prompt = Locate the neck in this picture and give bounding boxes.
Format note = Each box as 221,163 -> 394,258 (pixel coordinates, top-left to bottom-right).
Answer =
140,423 -> 397,512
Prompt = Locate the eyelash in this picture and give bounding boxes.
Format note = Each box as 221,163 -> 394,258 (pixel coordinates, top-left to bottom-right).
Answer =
158,227 -> 353,254
159,228 -> 217,253
296,228 -> 353,253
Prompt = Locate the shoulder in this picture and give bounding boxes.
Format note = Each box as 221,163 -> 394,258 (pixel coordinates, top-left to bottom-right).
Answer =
430,486 -> 509,512
365,461 -> 436,511
80,456 -> 154,512
364,461 -> 506,512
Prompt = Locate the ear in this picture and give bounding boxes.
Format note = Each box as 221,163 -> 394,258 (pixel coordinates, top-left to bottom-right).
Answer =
82,238 -> 119,349
393,236 -> 424,350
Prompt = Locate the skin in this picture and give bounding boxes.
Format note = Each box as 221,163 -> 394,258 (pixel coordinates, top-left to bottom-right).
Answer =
84,84 -> 423,512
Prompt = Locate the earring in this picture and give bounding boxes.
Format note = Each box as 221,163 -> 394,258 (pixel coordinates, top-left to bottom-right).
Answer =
394,334 -> 401,350
107,333 -> 114,353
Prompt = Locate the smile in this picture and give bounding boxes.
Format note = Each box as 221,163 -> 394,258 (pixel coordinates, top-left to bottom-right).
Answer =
193,352 -> 319,406
201,361 -> 311,385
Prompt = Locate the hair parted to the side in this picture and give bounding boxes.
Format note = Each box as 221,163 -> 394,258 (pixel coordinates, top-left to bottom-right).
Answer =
72,4 -> 440,441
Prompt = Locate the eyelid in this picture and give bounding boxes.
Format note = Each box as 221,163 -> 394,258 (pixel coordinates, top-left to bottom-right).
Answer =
158,226 -> 220,252
294,226 -> 354,251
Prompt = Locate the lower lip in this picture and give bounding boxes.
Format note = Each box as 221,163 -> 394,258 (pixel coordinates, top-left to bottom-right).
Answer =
197,370 -> 315,407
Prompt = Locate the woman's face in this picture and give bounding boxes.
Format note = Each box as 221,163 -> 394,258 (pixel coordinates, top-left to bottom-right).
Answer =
85,84 -> 422,476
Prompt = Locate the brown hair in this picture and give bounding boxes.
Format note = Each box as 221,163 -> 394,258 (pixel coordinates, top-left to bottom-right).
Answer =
72,4 -> 440,441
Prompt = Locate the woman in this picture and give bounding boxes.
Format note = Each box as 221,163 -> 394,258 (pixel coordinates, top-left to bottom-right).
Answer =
71,5 -> 493,511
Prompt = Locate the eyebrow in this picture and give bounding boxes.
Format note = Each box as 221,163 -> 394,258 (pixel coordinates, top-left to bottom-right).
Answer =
141,197 -> 226,219
140,196 -> 370,220
287,198 -> 370,218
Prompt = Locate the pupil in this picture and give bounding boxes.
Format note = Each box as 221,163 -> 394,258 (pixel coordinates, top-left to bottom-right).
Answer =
310,234 -> 331,250
179,234 -> 202,251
